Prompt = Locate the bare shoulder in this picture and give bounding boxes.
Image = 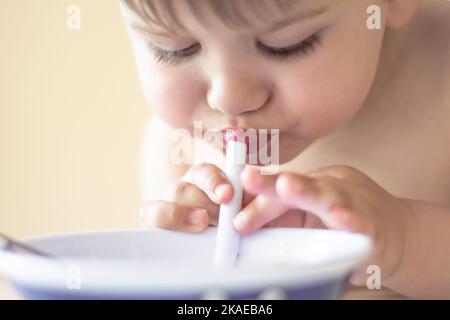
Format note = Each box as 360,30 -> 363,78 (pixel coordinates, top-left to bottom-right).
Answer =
412,1 -> 450,106
416,0 -> 450,29
413,1 -> 450,69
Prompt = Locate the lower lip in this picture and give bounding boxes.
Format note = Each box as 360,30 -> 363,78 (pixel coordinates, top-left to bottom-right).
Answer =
220,128 -> 272,154
221,129 -> 247,144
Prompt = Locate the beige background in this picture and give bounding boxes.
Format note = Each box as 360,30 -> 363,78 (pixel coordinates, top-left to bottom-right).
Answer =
0,0 -> 149,238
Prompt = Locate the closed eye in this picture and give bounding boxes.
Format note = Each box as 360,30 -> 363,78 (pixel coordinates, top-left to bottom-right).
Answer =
147,34 -> 320,65
147,42 -> 201,65
256,34 -> 319,60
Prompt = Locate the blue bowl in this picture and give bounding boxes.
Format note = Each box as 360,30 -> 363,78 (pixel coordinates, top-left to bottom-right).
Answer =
0,228 -> 371,299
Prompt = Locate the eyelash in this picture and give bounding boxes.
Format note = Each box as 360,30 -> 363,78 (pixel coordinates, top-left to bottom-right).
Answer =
147,34 -> 319,66
148,43 -> 201,65
256,34 -> 319,61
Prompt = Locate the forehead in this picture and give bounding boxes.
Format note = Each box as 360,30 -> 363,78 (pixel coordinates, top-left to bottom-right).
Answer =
121,0 -> 329,36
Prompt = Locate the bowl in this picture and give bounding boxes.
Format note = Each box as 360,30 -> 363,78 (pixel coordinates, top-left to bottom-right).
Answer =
0,227 -> 371,299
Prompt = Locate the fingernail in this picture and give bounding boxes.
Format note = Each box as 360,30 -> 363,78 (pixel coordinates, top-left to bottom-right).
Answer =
233,213 -> 248,231
190,209 -> 207,226
214,184 -> 231,201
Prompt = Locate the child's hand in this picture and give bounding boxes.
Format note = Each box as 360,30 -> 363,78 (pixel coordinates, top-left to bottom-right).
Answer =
236,165 -> 410,285
140,162 -> 312,233
140,163 -> 255,233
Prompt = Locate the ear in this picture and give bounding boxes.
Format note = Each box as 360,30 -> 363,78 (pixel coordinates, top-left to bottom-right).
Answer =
385,0 -> 421,29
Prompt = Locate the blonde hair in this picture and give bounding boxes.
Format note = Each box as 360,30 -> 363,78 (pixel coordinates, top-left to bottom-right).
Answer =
120,0 -> 307,33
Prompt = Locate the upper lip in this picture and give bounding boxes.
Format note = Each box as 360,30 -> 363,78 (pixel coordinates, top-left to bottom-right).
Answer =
206,127 -> 280,140
208,126 -> 277,132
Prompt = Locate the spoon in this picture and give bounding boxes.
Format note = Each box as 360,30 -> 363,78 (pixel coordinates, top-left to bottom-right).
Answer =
0,232 -> 52,257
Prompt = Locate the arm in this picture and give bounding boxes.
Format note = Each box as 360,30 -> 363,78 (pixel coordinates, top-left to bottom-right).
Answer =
139,116 -> 190,204
384,199 -> 450,299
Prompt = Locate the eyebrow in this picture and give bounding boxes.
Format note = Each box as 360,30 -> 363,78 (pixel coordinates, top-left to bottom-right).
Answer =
128,5 -> 329,38
129,22 -> 177,37
264,5 -> 329,33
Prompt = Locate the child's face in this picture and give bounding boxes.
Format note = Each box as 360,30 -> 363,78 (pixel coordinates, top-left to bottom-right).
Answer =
122,0 -> 387,164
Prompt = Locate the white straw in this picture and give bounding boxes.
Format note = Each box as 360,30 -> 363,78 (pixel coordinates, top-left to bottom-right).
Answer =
214,140 -> 247,268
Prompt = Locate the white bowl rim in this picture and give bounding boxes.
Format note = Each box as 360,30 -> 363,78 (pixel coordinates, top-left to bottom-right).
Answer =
0,228 -> 372,296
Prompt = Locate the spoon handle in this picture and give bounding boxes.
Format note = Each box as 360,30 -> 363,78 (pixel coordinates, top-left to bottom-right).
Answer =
0,232 -> 52,257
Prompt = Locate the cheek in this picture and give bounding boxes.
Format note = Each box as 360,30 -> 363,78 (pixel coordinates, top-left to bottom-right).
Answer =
134,54 -> 203,129
142,71 -> 200,128
278,18 -> 384,138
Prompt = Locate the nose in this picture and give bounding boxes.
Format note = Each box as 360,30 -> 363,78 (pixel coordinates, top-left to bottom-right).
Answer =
207,68 -> 271,116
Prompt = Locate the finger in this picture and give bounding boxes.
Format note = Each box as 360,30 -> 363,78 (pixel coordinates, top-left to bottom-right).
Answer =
242,190 -> 257,207
306,165 -> 365,183
240,166 -> 278,197
264,208 -> 306,228
275,173 -> 349,220
233,196 -> 289,234
326,205 -> 375,236
140,200 -> 209,233
184,163 -> 233,204
164,181 -> 220,225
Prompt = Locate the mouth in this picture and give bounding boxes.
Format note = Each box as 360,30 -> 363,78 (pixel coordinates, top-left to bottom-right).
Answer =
206,127 -> 278,163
